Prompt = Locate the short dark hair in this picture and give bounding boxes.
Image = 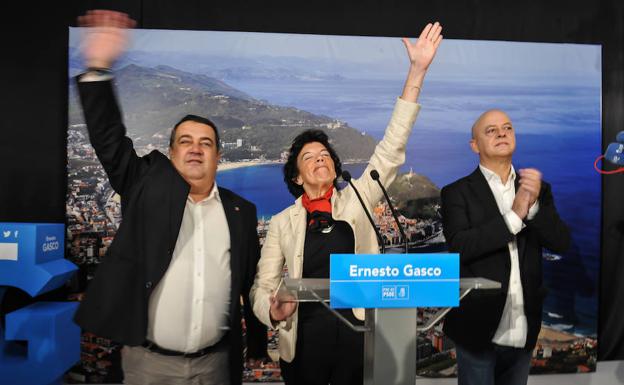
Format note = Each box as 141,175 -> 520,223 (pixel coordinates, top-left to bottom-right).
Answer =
283,129 -> 342,198
170,114 -> 220,151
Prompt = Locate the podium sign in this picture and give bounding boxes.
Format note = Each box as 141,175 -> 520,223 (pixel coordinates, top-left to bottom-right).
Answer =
330,253 -> 459,308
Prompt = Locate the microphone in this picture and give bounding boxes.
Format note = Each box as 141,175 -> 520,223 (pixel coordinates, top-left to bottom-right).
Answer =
604,142 -> 624,166
341,170 -> 385,254
370,170 -> 409,254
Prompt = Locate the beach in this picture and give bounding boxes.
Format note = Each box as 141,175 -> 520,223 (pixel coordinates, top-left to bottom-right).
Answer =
217,160 -> 279,171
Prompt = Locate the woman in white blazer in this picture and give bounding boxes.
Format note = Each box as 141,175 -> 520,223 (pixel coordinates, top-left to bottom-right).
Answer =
250,22 -> 443,385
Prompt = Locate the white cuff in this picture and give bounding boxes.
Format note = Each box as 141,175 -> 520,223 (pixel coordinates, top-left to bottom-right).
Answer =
78,71 -> 114,82
527,201 -> 540,220
503,210 -> 525,235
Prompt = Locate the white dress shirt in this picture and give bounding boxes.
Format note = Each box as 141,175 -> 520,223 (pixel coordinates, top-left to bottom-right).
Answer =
147,183 -> 231,352
479,165 -> 539,348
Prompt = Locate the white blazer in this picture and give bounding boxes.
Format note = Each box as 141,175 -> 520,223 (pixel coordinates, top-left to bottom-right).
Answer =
250,98 -> 421,362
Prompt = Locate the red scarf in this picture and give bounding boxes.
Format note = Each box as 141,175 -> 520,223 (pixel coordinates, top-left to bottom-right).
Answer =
301,188 -> 334,229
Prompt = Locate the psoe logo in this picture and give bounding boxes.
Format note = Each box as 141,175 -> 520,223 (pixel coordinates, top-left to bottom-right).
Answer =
381,285 -> 409,300
381,286 -> 397,300
42,236 -> 59,253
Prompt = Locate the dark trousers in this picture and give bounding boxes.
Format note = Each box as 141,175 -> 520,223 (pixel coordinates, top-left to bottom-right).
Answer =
280,305 -> 363,385
455,343 -> 532,385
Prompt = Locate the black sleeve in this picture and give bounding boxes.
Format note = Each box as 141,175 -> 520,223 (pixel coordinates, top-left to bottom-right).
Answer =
76,78 -> 150,196
441,183 -> 515,263
525,182 -> 571,253
241,203 -> 268,359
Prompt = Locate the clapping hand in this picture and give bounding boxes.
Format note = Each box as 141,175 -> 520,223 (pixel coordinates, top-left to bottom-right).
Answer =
512,168 -> 542,219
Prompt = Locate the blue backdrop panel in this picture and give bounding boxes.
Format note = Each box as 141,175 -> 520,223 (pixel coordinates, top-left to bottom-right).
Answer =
0,223 -> 80,385
0,223 -> 76,297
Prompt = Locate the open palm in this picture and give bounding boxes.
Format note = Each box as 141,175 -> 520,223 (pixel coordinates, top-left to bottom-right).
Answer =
78,10 -> 136,69
402,22 -> 443,73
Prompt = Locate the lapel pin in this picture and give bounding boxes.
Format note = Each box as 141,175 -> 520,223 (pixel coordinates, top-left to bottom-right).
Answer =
235,206 -> 240,211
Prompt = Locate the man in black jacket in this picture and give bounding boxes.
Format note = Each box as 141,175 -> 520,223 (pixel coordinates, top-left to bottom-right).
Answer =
74,10 -> 266,384
441,109 -> 570,385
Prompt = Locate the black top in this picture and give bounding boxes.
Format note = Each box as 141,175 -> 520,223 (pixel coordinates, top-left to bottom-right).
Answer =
302,218 -> 354,278
300,217 -> 355,322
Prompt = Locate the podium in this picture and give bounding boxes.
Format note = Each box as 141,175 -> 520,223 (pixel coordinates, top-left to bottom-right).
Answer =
280,276 -> 500,385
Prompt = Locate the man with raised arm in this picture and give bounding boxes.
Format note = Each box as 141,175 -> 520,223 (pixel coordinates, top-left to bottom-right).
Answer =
74,10 -> 267,385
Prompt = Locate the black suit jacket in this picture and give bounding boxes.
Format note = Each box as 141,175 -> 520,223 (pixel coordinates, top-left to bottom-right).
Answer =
73,78 -> 267,384
441,167 -> 570,351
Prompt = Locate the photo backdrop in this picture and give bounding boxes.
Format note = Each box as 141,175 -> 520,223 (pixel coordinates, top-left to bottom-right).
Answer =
66,28 -> 601,382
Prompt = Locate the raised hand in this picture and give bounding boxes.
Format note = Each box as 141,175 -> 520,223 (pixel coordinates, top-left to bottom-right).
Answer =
78,10 -> 136,69
402,22 -> 443,74
400,22 -> 443,102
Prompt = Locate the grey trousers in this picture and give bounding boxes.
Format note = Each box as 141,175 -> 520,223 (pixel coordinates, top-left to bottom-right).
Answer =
121,345 -> 230,385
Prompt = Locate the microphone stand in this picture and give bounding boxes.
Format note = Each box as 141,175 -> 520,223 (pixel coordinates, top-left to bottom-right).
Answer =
370,169 -> 409,254
341,170 -> 386,254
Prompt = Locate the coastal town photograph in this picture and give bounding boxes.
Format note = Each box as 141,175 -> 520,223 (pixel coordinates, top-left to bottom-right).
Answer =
65,28 -> 600,382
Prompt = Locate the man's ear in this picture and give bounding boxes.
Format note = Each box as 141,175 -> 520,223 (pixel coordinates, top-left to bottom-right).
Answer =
469,139 -> 480,155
